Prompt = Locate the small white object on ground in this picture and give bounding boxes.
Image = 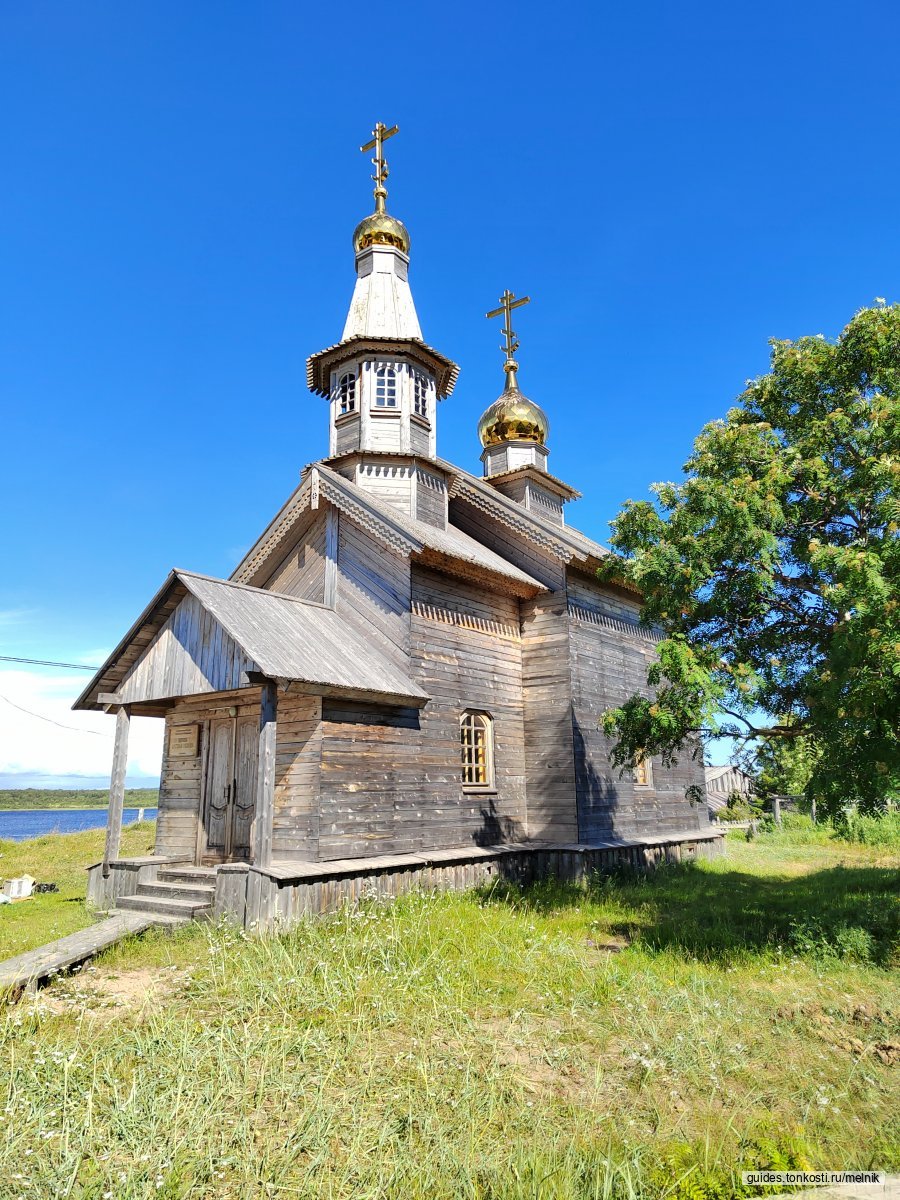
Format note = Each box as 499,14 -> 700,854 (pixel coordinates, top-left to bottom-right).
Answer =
2,875 -> 36,901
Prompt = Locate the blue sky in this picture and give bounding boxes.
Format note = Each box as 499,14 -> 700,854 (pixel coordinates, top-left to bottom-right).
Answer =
1,1 -> 897,786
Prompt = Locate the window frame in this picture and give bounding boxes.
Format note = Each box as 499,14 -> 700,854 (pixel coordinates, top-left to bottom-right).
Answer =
633,754 -> 654,788
337,370 -> 357,416
412,370 -> 430,419
373,361 -> 399,409
460,710 -> 495,791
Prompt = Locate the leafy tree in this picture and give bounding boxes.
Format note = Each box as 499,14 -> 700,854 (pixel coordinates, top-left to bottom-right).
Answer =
599,303 -> 900,818
753,722 -> 821,800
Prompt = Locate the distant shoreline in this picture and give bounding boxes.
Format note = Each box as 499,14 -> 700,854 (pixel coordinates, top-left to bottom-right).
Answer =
0,788 -> 159,812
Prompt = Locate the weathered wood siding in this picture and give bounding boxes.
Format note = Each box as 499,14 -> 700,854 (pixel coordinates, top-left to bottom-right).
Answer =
118,595 -> 258,705
261,510 -> 328,602
368,413 -> 403,453
334,414 -> 360,455
415,467 -> 446,529
450,499 -> 579,841
335,517 -> 411,662
409,419 -> 430,457
273,694 -> 322,861
520,590 -> 579,842
409,567 -> 527,846
566,571 -> 708,839
314,566 -> 527,860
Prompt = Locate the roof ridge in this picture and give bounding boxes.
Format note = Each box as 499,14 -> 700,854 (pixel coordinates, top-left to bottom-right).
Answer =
175,568 -> 335,610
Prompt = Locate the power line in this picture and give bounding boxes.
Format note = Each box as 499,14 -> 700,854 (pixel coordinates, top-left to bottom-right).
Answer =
0,693 -> 111,737
0,655 -> 100,671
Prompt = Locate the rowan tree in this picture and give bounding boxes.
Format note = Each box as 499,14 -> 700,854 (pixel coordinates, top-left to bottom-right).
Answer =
599,303 -> 900,818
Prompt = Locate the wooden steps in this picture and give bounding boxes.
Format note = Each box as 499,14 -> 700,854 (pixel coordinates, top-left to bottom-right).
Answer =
0,911 -> 184,998
113,867 -> 216,922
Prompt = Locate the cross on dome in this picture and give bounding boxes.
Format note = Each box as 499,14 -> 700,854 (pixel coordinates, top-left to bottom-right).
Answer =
353,121 -> 409,255
486,289 -> 531,391
360,122 -> 399,213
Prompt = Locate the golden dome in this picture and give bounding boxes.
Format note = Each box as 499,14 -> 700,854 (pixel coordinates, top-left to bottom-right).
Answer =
478,383 -> 549,447
353,209 -> 410,255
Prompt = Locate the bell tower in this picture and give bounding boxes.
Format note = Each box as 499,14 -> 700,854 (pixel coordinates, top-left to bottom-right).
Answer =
307,123 -> 459,475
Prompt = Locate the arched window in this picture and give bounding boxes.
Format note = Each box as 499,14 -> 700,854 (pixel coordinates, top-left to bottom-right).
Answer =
413,371 -> 429,418
460,710 -> 494,788
633,754 -> 653,788
374,362 -> 398,407
338,371 -> 357,415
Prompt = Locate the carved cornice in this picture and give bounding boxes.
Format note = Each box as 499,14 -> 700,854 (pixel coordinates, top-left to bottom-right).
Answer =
316,469 -> 420,557
307,336 -> 460,398
232,484 -> 313,584
567,602 -> 661,643
411,599 -> 521,641
449,475 -> 574,559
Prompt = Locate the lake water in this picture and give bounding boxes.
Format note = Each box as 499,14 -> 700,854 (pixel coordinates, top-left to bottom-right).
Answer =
0,808 -> 158,842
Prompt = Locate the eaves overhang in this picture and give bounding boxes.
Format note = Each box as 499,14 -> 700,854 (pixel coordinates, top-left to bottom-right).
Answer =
306,336 -> 460,399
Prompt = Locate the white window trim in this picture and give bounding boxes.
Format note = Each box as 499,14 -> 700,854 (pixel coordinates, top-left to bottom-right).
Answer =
337,369 -> 357,416
373,360 -> 400,409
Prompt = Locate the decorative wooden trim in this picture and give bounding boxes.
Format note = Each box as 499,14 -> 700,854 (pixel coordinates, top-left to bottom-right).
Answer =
449,475 -> 573,559
232,485 -> 313,583
567,602 -> 661,643
316,473 -> 419,557
411,599 -> 520,640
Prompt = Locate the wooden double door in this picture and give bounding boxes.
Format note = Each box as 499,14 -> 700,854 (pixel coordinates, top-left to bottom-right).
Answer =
202,716 -> 258,862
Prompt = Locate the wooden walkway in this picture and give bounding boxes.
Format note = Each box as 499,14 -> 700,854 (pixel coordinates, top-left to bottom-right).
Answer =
0,911 -> 185,998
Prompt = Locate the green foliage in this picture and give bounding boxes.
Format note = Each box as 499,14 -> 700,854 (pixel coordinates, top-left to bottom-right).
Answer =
833,808 -> 900,847
600,303 -> 900,818
754,729 -> 820,799
0,787 -> 158,810
650,1130 -> 813,1199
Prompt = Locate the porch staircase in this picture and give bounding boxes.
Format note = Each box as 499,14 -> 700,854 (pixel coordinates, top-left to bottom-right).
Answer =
114,866 -> 217,922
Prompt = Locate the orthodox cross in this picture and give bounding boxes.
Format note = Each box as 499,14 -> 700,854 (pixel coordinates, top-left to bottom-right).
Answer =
360,122 -> 399,210
486,289 -> 531,368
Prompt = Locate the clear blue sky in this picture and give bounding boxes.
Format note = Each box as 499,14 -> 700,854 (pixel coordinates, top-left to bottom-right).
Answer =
1,1 -> 897,783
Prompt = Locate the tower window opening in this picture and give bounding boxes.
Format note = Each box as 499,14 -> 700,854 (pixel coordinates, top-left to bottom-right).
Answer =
413,371 -> 429,418
374,362 -> 398,407
338,371 -> 357,415
461,710 -> 494,789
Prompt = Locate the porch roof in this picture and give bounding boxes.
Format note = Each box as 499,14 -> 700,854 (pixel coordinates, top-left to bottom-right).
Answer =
73,570 -> 429,712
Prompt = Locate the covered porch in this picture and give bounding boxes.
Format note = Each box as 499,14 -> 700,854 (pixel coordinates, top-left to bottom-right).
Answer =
74,568 -> 428,913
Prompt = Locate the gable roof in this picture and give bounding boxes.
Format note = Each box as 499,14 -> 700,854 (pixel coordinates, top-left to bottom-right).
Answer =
73,570 -> 428,712
230,463 -> 548,597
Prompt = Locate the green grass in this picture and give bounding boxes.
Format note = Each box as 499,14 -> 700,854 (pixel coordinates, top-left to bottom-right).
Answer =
0,788 -> 159,810
0,834 -> 897,1198
0,822 -> 157,960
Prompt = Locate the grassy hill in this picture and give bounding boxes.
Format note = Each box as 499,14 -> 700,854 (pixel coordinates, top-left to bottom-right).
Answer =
1,826 -> 897,1197
0,787 -> 159,810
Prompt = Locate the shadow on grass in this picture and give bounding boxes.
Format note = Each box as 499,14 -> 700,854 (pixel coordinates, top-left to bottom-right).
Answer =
481,861 -> 900,968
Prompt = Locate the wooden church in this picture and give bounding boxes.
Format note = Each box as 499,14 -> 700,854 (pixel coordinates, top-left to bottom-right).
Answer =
78,125 -> 719,929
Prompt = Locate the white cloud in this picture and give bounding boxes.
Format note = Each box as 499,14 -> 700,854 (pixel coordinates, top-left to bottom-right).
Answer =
0,667 -> 163,785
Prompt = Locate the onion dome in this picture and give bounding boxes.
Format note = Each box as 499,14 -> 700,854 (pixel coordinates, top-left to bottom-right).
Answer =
353,206 -> 410,255
478,366 -> 549,447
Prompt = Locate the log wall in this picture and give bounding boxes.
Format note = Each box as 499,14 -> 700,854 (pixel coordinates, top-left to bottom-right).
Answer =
566,570 -> 709,839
